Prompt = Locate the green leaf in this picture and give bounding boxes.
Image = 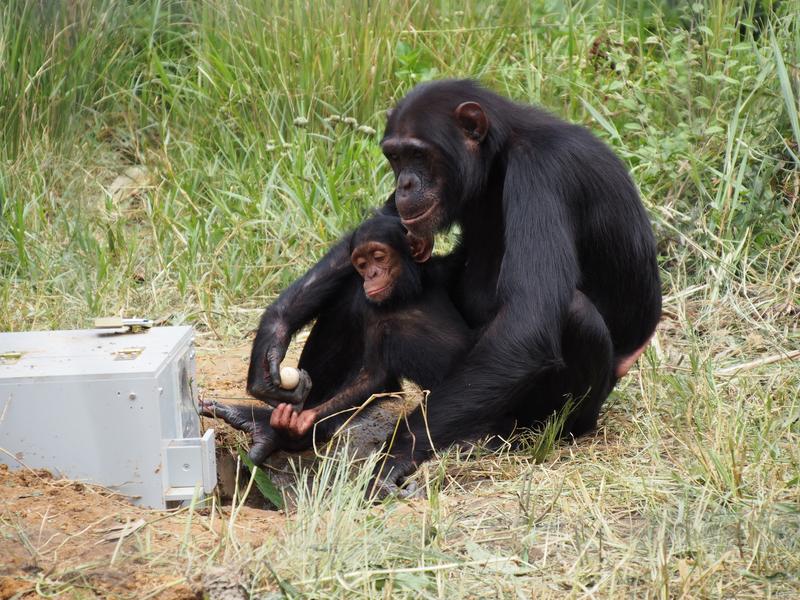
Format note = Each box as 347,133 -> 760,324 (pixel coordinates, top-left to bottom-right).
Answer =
580,97 -> 621,142
239,449 -> 284,509
770,29 -> 800,166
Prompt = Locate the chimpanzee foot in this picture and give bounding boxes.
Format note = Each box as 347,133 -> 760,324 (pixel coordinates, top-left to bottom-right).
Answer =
247,428 -> 281,465
199,400 -> 280,464
399,480 -> 424,499
368,461 -> 424,500
369,475 -> 425,500
246,368 -> 312,411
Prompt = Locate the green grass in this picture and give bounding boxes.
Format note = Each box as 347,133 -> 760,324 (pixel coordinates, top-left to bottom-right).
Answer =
1,0 -> 799,597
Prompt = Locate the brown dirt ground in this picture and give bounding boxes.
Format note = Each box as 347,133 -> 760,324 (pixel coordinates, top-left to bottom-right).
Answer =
0,342 -> 416,599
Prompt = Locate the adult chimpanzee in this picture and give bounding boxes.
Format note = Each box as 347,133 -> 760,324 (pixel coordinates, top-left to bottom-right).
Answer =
238,79 -> 661,495
202,214 -> 473,461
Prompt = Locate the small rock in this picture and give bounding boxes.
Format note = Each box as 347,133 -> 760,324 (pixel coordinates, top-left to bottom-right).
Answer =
201,566 -> 247,600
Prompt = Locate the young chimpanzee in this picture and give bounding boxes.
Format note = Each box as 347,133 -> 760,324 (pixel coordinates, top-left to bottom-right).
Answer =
201,214 -> 473,462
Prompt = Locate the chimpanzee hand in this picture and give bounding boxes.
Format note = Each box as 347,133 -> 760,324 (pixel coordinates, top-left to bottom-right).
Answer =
247,365 -> 313,411
199,400 -> 280,464
270,403 -> 319,438
247,317 -> 293,398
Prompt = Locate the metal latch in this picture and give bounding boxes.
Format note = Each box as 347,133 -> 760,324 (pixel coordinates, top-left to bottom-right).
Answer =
163,430 -> 217,502
94,317 -> 154,334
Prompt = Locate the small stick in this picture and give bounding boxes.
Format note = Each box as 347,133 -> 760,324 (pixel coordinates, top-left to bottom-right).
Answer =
0,446 -> 44,479
716,349 -> 800,376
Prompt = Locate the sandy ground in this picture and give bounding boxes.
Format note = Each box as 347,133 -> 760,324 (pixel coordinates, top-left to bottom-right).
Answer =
0,342 -> 415,599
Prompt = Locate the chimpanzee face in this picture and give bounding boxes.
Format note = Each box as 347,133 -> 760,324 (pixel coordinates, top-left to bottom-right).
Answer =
380,136 -> 447,237
350,241 -> 403,304
382,98 -> 489,237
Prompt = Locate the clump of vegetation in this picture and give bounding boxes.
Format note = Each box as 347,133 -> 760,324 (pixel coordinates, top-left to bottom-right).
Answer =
1,1 -> 798,597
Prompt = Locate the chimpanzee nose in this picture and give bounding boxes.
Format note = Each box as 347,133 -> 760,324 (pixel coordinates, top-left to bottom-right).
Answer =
398,172 -> 419,192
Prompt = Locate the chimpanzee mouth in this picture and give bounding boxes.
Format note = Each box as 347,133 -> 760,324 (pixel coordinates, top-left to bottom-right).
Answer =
367,284 -> 391,298
401,203 -> 438,226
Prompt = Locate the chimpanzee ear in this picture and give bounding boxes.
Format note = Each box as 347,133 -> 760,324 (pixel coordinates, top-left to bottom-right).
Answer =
408,233 -> 434,263
455,101 -> 489,142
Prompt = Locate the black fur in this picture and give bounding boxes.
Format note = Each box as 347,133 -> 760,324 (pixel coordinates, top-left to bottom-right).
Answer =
244,80 -> 662,485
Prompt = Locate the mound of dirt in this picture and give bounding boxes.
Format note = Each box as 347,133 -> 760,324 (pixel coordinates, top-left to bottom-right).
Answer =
0,460 -> 285,599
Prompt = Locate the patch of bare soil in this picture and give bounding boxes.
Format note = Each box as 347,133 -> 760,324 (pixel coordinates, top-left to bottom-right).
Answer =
0,343 -> 417,598
0,462 -> 282,599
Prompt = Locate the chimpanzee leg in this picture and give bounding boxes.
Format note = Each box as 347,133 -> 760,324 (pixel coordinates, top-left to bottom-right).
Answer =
377,382 -> 518,490
558,291 -> 615,436
508,292 -> 614,436
375,291 -> 614,493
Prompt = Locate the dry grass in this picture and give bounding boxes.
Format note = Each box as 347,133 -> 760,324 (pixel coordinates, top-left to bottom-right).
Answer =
1,0 -> 798,597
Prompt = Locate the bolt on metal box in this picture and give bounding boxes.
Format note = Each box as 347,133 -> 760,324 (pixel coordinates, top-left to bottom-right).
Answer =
0,326 -> 216,509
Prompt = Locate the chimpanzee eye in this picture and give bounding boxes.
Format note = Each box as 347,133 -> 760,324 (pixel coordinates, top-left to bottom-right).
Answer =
373,251 -> 386,262
412,149 -> 424,160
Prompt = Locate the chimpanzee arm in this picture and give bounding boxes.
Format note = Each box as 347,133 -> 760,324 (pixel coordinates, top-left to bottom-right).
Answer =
247,242 -> 353,398
310,366 -> 389,424
247,197 -> 398,396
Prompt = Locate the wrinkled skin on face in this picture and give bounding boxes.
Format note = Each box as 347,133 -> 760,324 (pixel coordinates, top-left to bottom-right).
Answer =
381,136 -> 448,238
350,241 -> 403,303
382,100 -> 489,238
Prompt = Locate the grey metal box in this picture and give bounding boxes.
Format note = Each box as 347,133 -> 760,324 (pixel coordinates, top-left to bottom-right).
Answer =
0,326 -> 216,509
